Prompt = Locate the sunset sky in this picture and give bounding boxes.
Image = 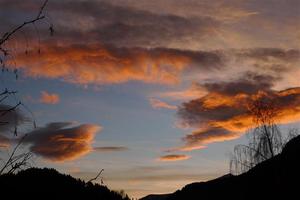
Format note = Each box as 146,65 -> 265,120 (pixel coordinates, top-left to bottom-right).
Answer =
1,0 -> 300,198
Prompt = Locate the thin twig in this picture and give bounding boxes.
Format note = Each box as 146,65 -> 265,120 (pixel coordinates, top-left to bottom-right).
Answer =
0,134 -> 28,175
0,0 -> 49,48
0,102 -> 21,117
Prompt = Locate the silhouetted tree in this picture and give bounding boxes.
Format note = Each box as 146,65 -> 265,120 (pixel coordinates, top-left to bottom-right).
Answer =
0,0 -> 52,175
230,96 -> 298,175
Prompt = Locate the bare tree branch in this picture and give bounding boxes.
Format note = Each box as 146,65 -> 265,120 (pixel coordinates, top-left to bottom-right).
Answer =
0,0 -> 49,48
0,102 -> 21,117
0,0 -> 51,175
0,89 -> 17,96
230,97 -> 298,175
87,169 -> 104,184
0,135 -> 31,175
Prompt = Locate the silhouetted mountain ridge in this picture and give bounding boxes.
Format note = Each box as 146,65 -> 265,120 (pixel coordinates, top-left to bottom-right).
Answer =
0,167 -> 130,200
141,135 -> 300,200
140,194 -> 171,200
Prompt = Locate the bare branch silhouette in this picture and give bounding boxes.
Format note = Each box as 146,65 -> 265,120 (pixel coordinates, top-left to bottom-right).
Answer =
87,169 -> 104,185
0,0 -> 51,174
0,0 -> 48,47
0,135 -> 32,175
230,97 -> 299,175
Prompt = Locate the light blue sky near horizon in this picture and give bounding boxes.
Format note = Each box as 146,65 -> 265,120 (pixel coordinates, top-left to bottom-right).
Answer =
1,71 -> 252,197
3,72 -> 300,198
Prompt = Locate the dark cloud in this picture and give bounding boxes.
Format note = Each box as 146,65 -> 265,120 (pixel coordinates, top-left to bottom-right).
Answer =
93,146 -> 128,152
24,122 -> 101,161
1,0 -> 300,53
0,0 -> 220,49
236,48 -> 300,62
202,72 -> 277,96
52,1 -> 220,48
234,48 -> 300,73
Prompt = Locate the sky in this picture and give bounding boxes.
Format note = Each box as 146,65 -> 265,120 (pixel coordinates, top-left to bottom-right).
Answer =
0,0 -> 300,198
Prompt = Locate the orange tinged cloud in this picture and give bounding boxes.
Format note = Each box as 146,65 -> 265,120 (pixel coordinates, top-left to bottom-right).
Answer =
39,91 -> 60,104
178,85 -> 300,152
158,154 -> 191,162
158,82 -> 207,100
13,44 -> 194,85
210,114 -> 253,132
202,93 -> 248,109
180,128 -> 243,152
25,122 -> 101,161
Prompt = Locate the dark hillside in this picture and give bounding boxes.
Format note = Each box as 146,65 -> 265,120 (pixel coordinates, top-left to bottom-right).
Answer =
0,168 -> 130,200
141,135 -> 300,200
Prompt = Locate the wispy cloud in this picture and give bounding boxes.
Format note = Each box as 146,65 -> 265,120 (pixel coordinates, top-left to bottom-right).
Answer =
149,98 -> 177,110
158,154 -> 191,162
93,146 -> 129,152
157,82 -> 207,101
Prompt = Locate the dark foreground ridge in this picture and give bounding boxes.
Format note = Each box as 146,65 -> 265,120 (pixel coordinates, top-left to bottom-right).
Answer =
0,167 -> 130,200
141,135 -> 300,200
